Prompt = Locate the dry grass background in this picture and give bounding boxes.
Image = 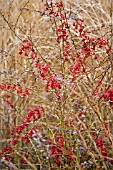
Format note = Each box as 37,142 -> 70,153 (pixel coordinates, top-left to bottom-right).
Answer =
0,0 -> 113,169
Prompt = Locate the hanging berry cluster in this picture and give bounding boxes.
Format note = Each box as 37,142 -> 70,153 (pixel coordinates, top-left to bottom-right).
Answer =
2,106 -> 44,162
0,82 -> 29,108
18,39 -> 62,95
103,89 -> 113,106
50,135 -> 75,166
96,137 -> 108,160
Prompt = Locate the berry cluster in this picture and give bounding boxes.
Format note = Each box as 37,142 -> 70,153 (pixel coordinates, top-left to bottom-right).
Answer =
19,39 -> 62,95
96,137 -> 108,160
50,136 -> 75,166
103,89 -> 113,105
1,106 -> 43,162
0,83 -> 29,108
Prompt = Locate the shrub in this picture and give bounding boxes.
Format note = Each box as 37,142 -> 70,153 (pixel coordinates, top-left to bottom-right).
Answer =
0,1 -> 113,169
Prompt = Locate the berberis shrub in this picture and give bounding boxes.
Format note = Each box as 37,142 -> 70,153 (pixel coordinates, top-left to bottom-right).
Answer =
0,1 -> 113,170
